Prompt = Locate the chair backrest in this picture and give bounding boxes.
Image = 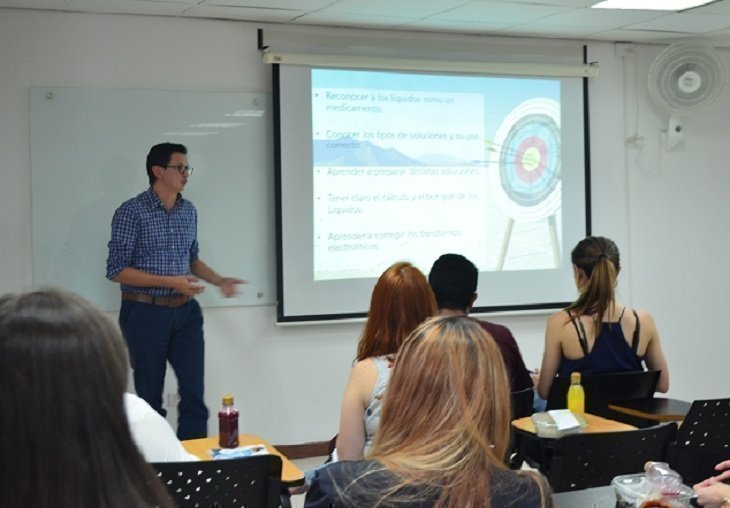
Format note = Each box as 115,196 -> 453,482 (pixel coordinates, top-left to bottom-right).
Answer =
546,370 -> 660,419
506,388 -> 535,468
511,388 -> 535,420
666,398 -> 730,485
153,455 -> 282,508
548,423 -> 677,493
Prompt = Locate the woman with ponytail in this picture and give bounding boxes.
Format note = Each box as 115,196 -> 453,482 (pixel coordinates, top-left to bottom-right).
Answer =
536,236 -> 669,399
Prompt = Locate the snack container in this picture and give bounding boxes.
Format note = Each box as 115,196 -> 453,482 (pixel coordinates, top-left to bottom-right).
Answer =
530,412 -> 587,438
611,473 -> 694,507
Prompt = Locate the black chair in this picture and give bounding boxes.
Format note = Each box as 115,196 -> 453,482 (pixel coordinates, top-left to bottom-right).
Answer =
153,454 -> 283,508
546,370 -> 660,425
666,398 -> 730,486
547,422 -> 677,493
511,387 -> 535,420
507,388 -> 535,468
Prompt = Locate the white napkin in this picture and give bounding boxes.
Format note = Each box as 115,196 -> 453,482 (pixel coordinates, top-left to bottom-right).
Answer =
547,409 -> 582,431
210,444 -> 269,460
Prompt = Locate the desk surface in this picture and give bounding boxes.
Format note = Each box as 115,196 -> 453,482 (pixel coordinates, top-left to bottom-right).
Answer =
512,413 -> 636,435
182,434 -> 304,486
608,397 -> 691,422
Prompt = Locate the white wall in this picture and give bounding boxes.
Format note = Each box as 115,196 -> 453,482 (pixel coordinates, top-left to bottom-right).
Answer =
1,8 -> 727,444
621,43 -> 730,402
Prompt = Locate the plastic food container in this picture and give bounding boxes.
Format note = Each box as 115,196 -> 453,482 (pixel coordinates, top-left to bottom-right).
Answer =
530,412 -> 587,438
612,473 -> 694,507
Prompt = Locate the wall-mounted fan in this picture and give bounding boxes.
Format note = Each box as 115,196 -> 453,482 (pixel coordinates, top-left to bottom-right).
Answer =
648,42 -> 728,150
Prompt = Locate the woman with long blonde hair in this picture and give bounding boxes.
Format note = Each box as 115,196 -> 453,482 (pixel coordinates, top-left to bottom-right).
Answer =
536,236 -> 669,399
306,316 -> 552,507
336,261 -> 436,461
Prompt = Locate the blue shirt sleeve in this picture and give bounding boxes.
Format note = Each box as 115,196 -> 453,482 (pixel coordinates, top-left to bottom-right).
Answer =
189,206 -> 199,264
106,203 -> 138,280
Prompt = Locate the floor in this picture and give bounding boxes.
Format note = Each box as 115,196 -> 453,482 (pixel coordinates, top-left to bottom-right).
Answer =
289,456 -> 327,508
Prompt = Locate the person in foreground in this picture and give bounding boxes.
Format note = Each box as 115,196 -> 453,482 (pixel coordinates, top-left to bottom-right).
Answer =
536,236 -> 669,399
0,289 -> 173,508
306,316 -> 553,508
336,261 -> 437,461
125,391 -> 199,462
428,253 -> 533,392
107,142 -> 244,439
694,460 -> 730,507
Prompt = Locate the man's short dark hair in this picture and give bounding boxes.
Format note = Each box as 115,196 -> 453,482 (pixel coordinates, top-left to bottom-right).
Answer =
428,254 -> 478,312
146,142 -> 187,185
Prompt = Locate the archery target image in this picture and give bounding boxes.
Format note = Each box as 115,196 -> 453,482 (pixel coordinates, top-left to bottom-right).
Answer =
488,98 -> 561,222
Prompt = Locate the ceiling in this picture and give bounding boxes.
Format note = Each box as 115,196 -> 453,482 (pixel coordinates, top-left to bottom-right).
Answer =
5,0 -> 730,47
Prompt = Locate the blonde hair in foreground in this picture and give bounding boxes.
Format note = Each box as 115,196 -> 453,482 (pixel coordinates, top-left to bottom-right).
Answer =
368,316 -> 549,508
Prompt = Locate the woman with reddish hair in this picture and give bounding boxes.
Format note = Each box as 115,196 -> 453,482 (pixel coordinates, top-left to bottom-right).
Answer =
336,261 -> 437,461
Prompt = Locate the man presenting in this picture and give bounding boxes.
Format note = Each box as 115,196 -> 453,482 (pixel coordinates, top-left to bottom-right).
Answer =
428,253 -> 533,393
107,142 -> 243,439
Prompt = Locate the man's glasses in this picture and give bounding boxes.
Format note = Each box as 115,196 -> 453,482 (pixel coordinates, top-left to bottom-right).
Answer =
165,164 -> 194,175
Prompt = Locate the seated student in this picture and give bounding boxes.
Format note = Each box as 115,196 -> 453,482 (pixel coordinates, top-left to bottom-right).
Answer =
125,392 -> 199,462
428,253 -> 533,392
536,236 -> 669,399
336,261 -> 437,461
694,460 -> 730,507
305,316 -> 553,508
0,289 -> 174,507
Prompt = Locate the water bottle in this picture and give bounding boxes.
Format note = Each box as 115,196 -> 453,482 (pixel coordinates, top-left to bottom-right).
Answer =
566,371 -> 585,414
218,394 -> 239,448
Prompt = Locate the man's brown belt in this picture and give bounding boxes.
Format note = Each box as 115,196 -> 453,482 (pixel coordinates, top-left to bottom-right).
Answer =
121,292 -> 191,308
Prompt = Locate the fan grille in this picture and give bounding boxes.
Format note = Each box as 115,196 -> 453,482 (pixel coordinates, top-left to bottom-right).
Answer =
648,43 -> 728,114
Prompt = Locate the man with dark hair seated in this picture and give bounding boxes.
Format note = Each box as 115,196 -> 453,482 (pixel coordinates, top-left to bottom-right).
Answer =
429,253 -> 533,392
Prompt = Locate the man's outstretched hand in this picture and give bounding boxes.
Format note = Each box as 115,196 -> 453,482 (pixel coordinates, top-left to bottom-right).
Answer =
218,277 -> 246,298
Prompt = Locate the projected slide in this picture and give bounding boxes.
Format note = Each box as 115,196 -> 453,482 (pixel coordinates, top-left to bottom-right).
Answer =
311,69 -> 561,281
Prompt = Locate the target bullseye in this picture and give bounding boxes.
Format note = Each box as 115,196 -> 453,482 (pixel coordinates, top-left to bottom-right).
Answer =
515,136 -> 548,183
521,146 -> 541,173
488,98 -> 561,222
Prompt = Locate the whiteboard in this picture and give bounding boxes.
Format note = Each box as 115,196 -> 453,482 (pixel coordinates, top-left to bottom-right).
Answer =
31,87 -> 275,310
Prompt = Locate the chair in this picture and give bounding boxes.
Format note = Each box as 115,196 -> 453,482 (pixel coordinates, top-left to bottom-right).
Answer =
666,398 -> 730,485
153,454 -> 283,508
507,388 -> 536,468
511,387 -> 535,420
546,370 -> 660,425
547,422 -> 677,493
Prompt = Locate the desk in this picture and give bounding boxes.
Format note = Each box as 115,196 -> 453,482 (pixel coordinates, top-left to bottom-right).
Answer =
552,485 -> 615,507
512,413 -> 637,435
182,433 -> 305,487
608,398 -> 691,423
511,414 -> 636,473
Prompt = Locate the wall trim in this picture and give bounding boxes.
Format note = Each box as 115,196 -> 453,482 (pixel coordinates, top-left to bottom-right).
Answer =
274,440 -> 331,460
